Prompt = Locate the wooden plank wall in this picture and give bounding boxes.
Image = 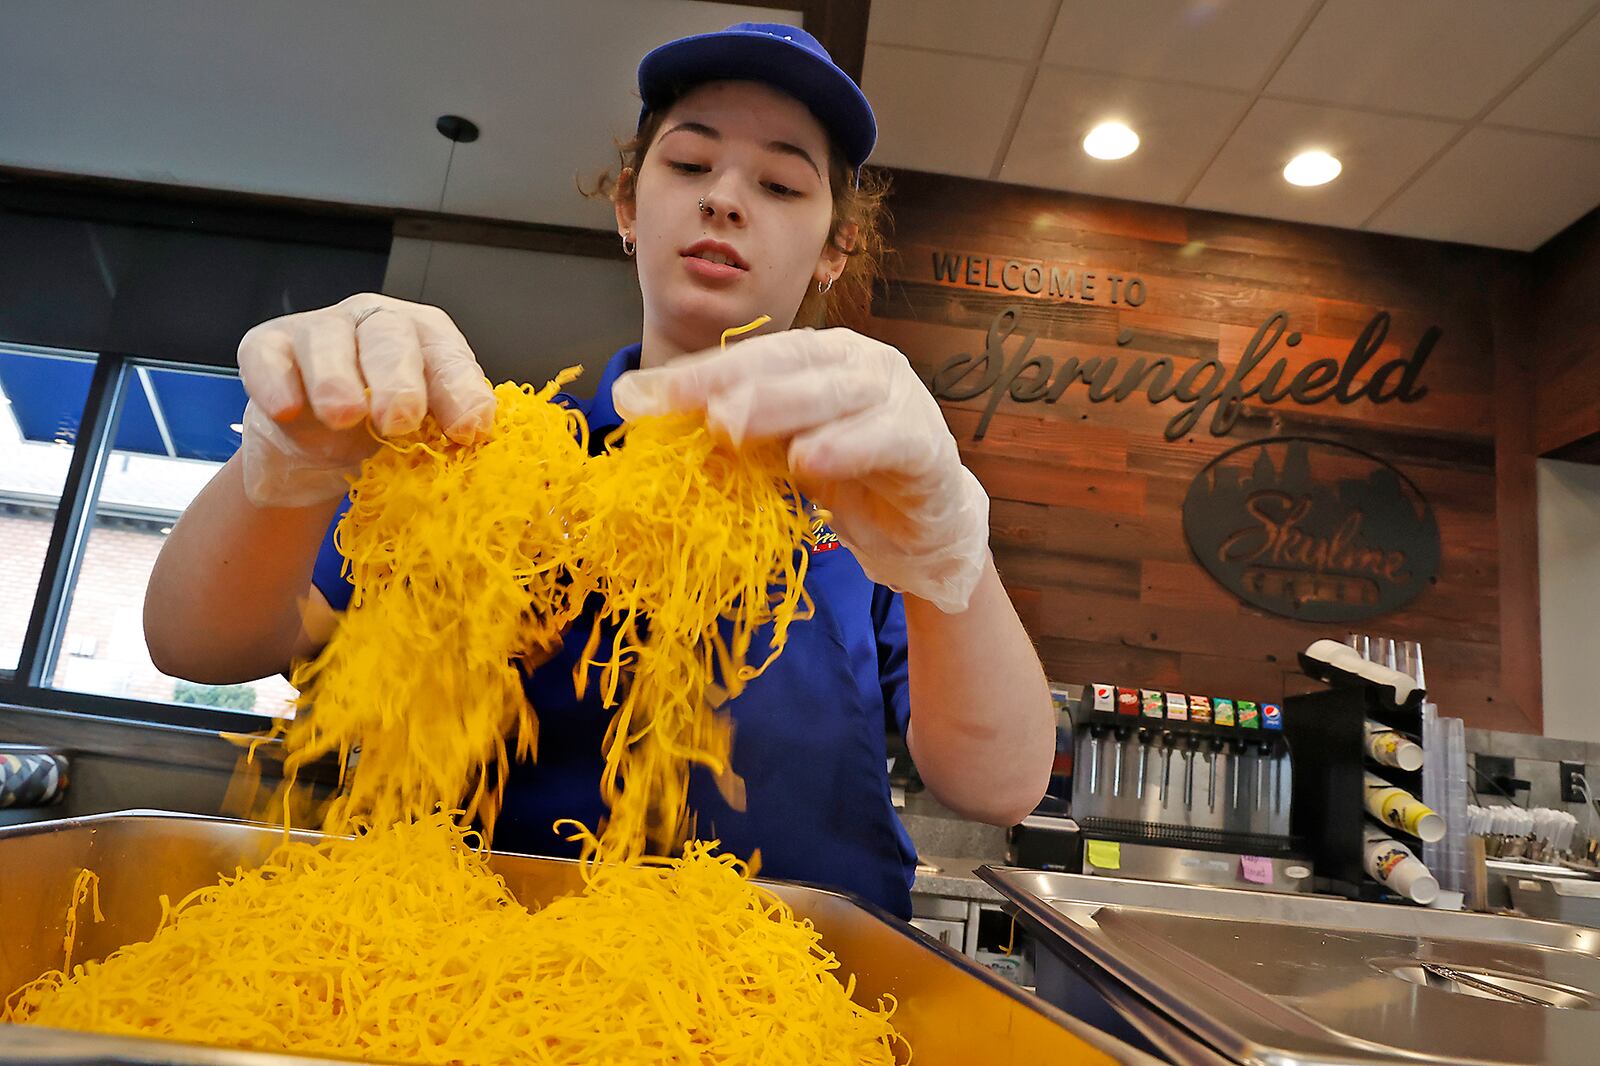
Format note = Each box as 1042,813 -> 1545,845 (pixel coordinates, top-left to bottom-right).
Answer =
850,169 -> 1540,732
1529,208 -> 1600,459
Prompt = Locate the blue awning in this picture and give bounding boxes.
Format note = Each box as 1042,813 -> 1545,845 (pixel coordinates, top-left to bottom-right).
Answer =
0,350 -> 246,463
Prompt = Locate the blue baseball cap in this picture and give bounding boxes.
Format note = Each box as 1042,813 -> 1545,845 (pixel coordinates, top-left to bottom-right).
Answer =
637,22 -> 877,177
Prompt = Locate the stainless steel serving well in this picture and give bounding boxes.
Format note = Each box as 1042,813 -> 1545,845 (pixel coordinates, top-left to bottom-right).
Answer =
983,865 -> 1600,1066
0,811 -> 1159,1066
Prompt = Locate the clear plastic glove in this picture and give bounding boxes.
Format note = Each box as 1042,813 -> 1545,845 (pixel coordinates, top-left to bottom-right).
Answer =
236,293 -> 496,507
612,327 -> 990,613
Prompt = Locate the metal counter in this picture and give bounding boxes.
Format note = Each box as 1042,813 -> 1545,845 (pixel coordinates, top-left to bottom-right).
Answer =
982,865 -> 1600,1066
0,811 -> 1163,1066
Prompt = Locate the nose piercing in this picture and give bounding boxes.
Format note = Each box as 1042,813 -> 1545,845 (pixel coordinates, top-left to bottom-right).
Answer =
699,197 -> 713,217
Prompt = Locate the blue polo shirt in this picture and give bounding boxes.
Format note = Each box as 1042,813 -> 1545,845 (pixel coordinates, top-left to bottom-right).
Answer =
310,344 -> 920,918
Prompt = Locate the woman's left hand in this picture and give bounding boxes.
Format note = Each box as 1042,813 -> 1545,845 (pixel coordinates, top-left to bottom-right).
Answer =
612,328 -> 990,613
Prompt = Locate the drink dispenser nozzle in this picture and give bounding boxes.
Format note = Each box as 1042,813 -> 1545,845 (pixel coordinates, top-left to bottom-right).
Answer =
1254,738 -> 1272,813
1135,726 -> 1151,800
1080,722 -> 1103,799
1229,731 -> 1244,813
1160,730 -> 1175,808
1206,733 -> 1224,813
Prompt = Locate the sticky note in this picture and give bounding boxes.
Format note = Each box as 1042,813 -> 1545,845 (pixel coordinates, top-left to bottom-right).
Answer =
1086,839 -> 1121,871
1240,855 -> 1273,885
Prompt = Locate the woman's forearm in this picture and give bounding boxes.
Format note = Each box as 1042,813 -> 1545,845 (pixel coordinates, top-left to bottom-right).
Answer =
902,554 -> 1055,825
144,453 -> 339,684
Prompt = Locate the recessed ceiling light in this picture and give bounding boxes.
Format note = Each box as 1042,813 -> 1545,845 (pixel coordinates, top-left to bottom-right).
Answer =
1283,150 -> 1341,187
1083,122 -> 1140,161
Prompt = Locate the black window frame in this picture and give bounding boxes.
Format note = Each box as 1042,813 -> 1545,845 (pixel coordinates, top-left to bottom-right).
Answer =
0,348 -> 288,733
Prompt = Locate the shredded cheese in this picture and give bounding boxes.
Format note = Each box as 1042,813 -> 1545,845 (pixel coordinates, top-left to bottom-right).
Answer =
58,869 -> 102,974
9,321 -> 913,1063
273,321 -> 811,859
6,813 -> 904,1064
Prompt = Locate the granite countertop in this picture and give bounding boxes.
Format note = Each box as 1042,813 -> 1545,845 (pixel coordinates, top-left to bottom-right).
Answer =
911,855 -> 1006,902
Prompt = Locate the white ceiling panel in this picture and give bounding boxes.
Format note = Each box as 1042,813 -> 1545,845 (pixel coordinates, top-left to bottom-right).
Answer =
0,0 -> 788,229
0,0 -> 456,208
436,1 -> 790,227
1267,0 -> 1593,120
1186,99 -> 1458,229
867,0 -> 1058,60
1488,12 -> 1600,138
862,46 -> 1031,178
1368,127 -> 1600,249
1002,67 -> 1249,202
1044,0 -> 1317,91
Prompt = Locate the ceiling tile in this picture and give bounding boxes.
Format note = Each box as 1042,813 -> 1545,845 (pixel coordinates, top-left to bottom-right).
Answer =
0,0 -> 791,230
1488,13 -> 1600,137
0,0 -> 455,209
1044,0 -> 1317,90
867,0 -> 1059,60
1001,67 -> 1250,202
1187,99 -> 1458,228
862,46 -> 1030,178
1367,127 -> 1600,250
1267,0 -> 1592,120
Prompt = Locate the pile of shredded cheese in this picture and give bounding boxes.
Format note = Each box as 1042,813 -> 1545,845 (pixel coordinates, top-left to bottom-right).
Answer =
8,321 -> 911,1063
273,323 -> 813,860
272,371 -> 595,841
572,410 -> 812,862
6,813 -> 904,1065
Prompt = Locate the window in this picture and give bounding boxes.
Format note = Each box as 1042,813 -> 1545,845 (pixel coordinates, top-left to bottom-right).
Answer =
49,364 -> 298,717
0,347 -> 95,671
0,180 -> 389,729
0,350 -> 298,723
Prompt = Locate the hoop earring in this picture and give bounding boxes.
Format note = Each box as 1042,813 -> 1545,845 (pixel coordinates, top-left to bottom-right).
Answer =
818,276 -> 833,295
621,232 -> 635,256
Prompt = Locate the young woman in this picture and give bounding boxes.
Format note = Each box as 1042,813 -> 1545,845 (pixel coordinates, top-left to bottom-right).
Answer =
145,23 -> 1053,919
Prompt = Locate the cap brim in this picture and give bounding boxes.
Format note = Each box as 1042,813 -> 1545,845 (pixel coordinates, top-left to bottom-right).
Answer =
638,30 -> 875,170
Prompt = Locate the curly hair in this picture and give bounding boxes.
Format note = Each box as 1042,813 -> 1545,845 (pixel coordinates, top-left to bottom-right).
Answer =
588,104 -> 889,328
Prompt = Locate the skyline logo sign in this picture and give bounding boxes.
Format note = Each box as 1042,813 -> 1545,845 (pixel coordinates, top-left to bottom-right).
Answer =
1181,437 -> 1441,622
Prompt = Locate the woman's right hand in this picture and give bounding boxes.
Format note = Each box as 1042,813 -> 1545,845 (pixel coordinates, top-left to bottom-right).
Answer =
236,293 -> 496,508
